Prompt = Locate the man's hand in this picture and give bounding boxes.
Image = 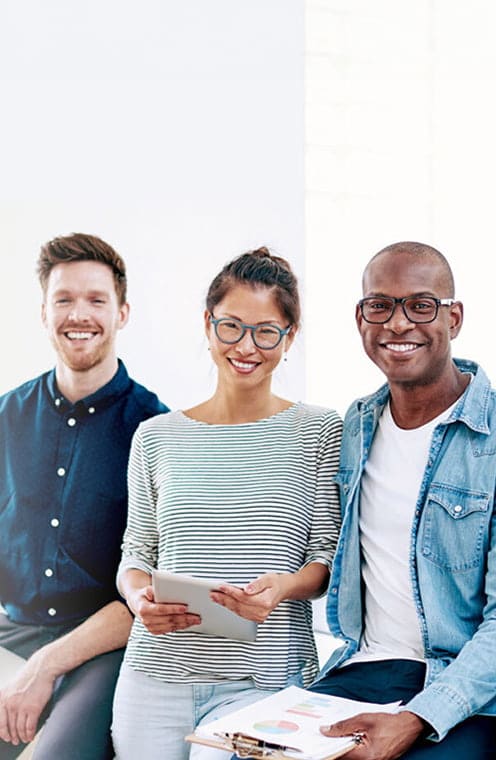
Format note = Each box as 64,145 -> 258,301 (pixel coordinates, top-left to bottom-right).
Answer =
0,653 -> 55,746
0,600 -> 134,746
320,710 -> 426,760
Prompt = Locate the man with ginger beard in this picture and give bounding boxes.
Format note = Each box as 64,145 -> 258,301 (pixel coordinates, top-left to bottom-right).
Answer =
0,233 -> 168,759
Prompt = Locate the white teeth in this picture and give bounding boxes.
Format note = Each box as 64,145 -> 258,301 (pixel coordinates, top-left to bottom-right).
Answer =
386,343 -> 418,352
230,359 -> 257,370
66,332 -> 94,340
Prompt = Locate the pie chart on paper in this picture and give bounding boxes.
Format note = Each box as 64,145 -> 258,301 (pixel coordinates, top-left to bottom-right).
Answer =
253,719 -> 299,735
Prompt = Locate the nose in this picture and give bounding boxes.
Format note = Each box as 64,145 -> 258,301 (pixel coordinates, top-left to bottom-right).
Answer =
235,329 -> 257,355
385,303 -> 415,334
67,302 -> 90,323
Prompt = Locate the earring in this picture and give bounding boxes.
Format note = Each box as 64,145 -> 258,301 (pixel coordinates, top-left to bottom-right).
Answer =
283,352 -> 287,362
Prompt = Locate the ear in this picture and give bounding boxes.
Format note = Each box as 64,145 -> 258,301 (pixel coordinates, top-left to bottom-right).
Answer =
283,325 -> 297,353
448,301 -> 464,340
41,302 -> 47,328
204,309 -> 212,341
355,302 -> 363,332
117,302 -> 130,330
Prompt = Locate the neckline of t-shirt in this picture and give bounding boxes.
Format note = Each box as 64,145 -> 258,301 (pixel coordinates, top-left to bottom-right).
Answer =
177,401 -> 301,427
384,372 -> 474,434
384,394 -> 461,434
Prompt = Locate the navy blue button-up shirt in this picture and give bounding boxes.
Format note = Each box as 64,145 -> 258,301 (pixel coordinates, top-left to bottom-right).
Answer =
0,360 -> 168,626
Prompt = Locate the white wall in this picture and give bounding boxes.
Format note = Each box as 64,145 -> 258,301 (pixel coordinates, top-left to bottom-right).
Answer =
4,1 -> 496,419
0,0 -> 305,409
306,0 -> 496,417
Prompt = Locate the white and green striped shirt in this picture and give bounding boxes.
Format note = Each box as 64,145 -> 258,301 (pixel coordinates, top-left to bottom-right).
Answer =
119,402 -> 342,689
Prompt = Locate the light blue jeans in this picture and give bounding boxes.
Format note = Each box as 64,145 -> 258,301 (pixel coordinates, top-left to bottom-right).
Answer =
111,664 -> 277,760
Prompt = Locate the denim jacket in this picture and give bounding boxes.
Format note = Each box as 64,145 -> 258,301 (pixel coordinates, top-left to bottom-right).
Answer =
319,359 -> 496,740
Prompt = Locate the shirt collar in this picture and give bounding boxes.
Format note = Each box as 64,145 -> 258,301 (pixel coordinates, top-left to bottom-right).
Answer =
46,359 -> 131,414
358,358 -> 492,436
447,358 -> 491,434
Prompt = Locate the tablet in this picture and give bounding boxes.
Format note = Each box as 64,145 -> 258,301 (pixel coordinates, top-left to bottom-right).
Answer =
151,570 -> 258,642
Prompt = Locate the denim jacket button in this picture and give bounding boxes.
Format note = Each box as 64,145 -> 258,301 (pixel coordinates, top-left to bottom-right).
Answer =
454,504 -> 462,513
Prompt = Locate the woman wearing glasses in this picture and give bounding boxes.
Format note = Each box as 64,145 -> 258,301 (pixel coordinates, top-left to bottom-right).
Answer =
112,248 -> 342,760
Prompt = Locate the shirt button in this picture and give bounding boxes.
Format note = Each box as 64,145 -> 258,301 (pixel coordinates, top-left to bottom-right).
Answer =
55,398 -> 61,407
57,467 -> 66,477
331,587 -> 338,595
67,417 -> 76,427
44,568 -> 53,577
88,406 -> 95,414
454,505 -> 462,513
48,608 -> 57,617
50,518 -> 60,527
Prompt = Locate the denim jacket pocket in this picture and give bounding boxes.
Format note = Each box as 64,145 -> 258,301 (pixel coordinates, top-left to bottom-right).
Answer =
420,484 -> 490,572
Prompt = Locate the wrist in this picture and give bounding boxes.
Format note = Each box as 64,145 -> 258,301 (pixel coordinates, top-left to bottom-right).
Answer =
398,710 -> 428,740
276,572 -> 298,602
125,586 -> 142,614
28,645 -> 61,683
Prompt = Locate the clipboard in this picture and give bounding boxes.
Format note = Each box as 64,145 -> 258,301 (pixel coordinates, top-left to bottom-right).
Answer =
185,685 -> 400,760
185,730 -> 357,759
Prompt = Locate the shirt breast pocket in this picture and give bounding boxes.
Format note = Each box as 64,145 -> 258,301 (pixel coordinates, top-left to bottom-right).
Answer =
420,484 -> 490,572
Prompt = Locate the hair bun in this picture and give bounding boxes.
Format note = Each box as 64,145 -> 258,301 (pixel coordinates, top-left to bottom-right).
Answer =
206,246 -> 300,328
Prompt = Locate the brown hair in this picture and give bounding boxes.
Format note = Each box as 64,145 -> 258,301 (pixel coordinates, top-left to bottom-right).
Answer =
37,233 -> 127,305
206,246 -> 300,328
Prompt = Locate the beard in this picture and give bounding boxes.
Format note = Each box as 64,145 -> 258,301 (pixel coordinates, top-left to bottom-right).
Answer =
50,331 -> 115,373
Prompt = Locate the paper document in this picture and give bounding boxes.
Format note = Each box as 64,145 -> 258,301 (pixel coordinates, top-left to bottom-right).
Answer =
187,684 -> 400,760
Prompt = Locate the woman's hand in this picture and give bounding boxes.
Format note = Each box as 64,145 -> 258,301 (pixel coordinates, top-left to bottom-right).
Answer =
126,585 -> 201,635
210,573 -> 290,623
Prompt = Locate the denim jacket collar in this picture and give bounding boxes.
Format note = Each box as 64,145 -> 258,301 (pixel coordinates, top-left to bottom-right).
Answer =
357,358 -> 491,435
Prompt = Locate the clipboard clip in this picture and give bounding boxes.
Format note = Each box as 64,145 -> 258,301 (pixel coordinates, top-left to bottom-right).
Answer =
219,731 -> 289,758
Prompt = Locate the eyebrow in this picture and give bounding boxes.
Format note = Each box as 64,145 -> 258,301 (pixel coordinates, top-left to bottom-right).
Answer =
217,312 -> 284,326
52,288 -> 109,297
365,291 -> 438,298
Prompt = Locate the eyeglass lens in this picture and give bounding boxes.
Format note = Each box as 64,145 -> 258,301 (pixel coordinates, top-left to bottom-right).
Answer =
215,319 -> 282,348
361,296 -> 440,323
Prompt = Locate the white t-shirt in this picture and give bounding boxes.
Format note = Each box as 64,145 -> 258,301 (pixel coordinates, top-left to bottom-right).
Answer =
346,399 -> 457,666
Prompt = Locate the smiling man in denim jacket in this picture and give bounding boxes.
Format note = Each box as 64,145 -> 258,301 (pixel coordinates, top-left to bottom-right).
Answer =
311,242 -> 496,758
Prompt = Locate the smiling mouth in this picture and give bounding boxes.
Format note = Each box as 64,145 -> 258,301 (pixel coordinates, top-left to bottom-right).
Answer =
383,342 -> 421,353
228,358 -> 260,372
65,331 -> 97,341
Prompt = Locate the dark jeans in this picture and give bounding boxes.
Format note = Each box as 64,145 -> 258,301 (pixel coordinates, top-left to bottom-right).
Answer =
310,659 -> 496,759
0,613 -> 124,760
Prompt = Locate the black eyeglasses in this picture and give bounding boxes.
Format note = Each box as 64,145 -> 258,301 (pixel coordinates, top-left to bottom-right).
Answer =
209,314 -> 291,349
358,296 -> 456,324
